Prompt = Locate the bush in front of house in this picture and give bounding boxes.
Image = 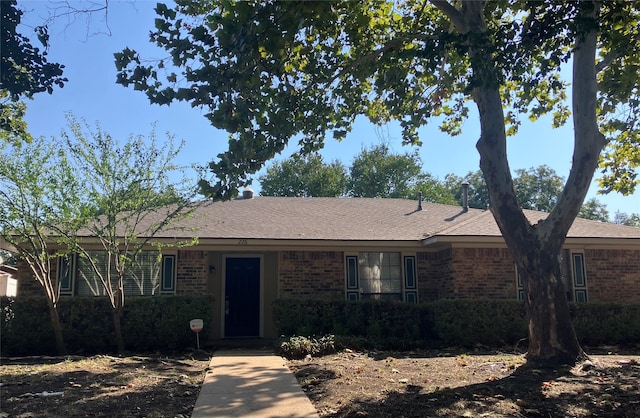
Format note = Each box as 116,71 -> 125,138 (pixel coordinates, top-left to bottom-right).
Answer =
273,299 -> 427,350
273,299 -> 640,350
1,296 -> 57,355
0,295 -> 214,355
278,334 -> 337,359
429,299 -> 529,347
122,295 -> 214,352
570,302 -> 640,346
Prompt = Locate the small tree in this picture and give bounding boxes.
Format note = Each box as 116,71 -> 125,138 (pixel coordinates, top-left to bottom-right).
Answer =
259,153 -> 348,197
63,117 -> 198,354
0,136 -> 83,355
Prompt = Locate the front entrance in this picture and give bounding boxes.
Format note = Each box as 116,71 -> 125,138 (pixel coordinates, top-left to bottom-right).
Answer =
224,257 -> 261,337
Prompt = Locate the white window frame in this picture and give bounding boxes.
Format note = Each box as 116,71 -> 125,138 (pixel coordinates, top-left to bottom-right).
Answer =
345,252 -> 418,303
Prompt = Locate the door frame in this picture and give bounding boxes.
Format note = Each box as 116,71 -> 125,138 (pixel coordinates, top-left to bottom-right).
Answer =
221,254 -> 264,338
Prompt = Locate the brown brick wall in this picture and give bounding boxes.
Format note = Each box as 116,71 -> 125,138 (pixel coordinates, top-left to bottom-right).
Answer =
16,259 -> 42,296
584,249 -> 640,302
449,247 -> 517,299
176,250 -> 209,295
279,251 -> 345,300
417,249 -> 455,302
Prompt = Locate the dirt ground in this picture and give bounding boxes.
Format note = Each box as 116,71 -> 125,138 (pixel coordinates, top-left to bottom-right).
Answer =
1,348 -> 639,418
288,347 -> 640,417
0,353 -> 210,418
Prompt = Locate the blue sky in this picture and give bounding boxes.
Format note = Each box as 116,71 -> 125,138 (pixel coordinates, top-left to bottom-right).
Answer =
19,1 -> 638,217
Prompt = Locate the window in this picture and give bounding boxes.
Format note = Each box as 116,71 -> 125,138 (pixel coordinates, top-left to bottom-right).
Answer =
59,251 -> 175,296
161,255 -> 176,294
57,255 -> 75,296
572,253 -> 588,302
516,268 -> 524,301
345,256 -> 359,301
404,256 -> 418,303
345,252 -> 417,302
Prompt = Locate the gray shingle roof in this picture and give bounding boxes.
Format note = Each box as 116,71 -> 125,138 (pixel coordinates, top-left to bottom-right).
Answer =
163,197 -> 483,241
436,209 -> 640,239
147,196 -> 640,242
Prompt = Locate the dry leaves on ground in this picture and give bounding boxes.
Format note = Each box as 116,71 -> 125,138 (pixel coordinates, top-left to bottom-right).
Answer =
288,348 -> 640,417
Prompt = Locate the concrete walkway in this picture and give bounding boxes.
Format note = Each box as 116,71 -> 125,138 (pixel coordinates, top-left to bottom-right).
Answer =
191,350 -> 319,418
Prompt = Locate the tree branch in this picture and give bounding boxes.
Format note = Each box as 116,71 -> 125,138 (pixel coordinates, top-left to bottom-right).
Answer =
595,49 -> 619,74
429,0 -> 468,33
540,1 -> 607,244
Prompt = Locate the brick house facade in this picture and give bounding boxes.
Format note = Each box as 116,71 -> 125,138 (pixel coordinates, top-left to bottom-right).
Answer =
14,196 -> 640,339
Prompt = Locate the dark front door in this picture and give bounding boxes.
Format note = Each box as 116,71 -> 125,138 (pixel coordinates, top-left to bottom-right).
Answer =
224,257 -> 260,337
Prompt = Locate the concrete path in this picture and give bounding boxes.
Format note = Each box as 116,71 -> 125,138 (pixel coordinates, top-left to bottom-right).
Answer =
191,350 -> 319,418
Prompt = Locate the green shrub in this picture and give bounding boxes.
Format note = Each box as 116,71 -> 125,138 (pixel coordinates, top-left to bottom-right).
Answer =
278,335 -> 336,359
570,302 -> 640,346
274,299 -> 430,350
1,295 -> 214,355
1,296 -> 57,355
273,299 -> 640,350
429,299 -> 528,347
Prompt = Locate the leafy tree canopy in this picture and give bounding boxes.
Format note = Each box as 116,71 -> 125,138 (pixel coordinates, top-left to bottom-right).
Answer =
1,0 -> 66,103
260,145 -> 458,203
348,144 -> 422,198
613,211 -> 640,227
410,173 -> 458,205
0,92 -> 31,143
115,1 -> 639,199
444,167 -> 613,220
444,171 -> 490,210
512,165 -> 564,212
578,198 -> 610,222
259,153 -> 347,197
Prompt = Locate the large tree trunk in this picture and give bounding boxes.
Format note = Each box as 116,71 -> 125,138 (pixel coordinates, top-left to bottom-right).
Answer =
518,244 -> 585,365
452,0 -> 606,366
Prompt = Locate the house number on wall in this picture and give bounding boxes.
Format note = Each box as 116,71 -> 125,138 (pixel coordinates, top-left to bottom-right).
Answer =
238,239 -> 248,245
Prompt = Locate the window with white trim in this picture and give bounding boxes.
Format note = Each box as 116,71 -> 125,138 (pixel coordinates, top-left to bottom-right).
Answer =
58,251 -> 176,296
345,252 -> 417,303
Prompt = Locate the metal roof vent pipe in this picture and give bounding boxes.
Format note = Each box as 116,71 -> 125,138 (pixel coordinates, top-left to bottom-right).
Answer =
242,188 -> 254,199
417,191 -> 423,211
461,181 -> 469,212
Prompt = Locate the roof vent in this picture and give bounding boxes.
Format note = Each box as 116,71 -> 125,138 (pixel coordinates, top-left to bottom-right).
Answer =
242,188 -> 254,199
461,181 -> 469,212
417,191 -> 423,211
